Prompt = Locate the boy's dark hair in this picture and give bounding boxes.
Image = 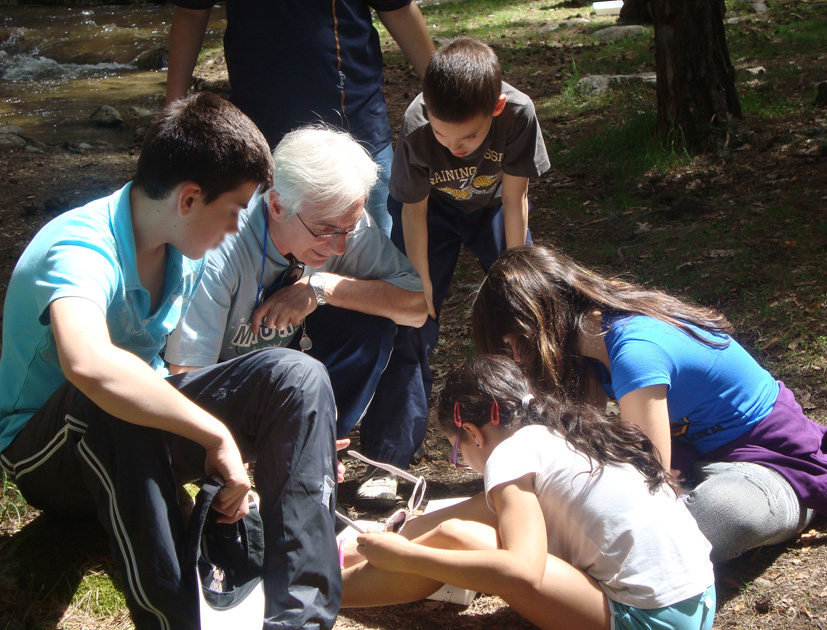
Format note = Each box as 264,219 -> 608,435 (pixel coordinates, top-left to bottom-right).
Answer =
422,36 -> 502,123
134,92 -> 273,203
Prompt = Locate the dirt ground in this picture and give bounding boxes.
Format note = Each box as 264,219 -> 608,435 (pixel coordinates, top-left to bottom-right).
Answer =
2,19 -> 827,630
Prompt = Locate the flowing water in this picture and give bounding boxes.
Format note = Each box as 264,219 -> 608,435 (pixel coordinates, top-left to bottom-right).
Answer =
0,4 -> 226,143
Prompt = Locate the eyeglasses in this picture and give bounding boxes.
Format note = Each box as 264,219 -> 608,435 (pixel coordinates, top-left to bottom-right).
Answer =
295,212 -> 368,241
346,450 -> 426,534
253,256 -> 305,311
449,400 -> 500,468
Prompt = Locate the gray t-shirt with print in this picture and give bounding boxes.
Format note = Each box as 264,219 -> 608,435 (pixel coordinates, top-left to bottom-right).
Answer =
164,193 -> 423,366
389,82 -> 551,212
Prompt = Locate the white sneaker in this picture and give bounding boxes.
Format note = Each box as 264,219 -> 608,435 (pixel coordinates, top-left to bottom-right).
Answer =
355,466 -> 398,510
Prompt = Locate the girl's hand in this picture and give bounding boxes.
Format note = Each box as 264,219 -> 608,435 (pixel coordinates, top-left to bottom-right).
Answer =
356,531 -> 416,572
336,438 -> 350,483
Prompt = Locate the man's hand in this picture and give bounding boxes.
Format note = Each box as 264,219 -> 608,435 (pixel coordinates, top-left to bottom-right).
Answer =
251,278 -> 316,335
422,278 -> 436,320
204,436 -> 252,524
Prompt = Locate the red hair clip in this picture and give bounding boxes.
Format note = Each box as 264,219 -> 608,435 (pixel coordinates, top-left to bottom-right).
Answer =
454,402 -> 462,428
490,400 -> 500,426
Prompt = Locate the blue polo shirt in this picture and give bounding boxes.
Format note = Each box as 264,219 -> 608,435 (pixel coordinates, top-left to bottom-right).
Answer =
0,183 -> 205,452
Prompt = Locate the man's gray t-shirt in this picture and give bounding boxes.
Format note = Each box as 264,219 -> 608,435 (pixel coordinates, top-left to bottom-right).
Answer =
164,194 -> 423,366
389,82 -> 551,212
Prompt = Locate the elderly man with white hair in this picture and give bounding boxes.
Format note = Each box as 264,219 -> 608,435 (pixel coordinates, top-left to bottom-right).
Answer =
165,125 -> 428,506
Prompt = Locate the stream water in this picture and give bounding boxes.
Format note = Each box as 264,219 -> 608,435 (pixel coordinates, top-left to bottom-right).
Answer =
0,3 -> 226,143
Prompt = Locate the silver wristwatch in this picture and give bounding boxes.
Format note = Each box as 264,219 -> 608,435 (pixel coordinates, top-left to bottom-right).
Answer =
309,273 -> 327,305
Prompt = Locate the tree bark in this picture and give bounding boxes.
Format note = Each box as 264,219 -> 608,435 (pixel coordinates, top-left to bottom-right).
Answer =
652,0 -> 741,151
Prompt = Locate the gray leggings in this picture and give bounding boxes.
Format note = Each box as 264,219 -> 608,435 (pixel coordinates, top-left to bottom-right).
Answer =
685,461 -> 815,564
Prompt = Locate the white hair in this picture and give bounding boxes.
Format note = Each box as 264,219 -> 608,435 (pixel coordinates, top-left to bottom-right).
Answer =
271,125 -> 379,219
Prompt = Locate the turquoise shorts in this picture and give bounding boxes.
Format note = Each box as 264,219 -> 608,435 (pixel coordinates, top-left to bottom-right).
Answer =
608,585 -> 716,630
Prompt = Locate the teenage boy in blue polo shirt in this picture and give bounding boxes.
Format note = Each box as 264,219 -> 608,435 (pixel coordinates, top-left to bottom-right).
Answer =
0,93 -> 342,630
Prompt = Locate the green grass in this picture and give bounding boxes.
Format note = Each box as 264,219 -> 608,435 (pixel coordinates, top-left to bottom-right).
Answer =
555,104 -> 692,199
724,0 -> 825,116
1,470 -> 27,534
68,569 -> 129,620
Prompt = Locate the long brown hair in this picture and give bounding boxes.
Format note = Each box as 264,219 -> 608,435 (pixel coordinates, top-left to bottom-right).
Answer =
473,245 -> 732,402
437,356 -> 679,494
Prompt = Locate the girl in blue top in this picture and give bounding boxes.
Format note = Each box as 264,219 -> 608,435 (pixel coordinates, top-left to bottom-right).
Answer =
473,245 -> 827,563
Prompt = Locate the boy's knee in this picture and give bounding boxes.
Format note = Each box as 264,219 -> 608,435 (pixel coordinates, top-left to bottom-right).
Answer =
254,348 -> 333,398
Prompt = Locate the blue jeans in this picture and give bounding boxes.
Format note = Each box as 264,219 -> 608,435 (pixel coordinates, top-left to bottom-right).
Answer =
359,194 -> 531,468
289,305 -> 396,441
365,142 -> 393,236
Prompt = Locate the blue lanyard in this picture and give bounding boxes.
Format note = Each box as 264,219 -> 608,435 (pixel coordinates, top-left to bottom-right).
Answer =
254,201 -> 270,310
254,201 -> 304,309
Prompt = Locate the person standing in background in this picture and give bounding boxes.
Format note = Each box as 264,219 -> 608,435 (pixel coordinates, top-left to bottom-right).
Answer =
165,0 -> 435,236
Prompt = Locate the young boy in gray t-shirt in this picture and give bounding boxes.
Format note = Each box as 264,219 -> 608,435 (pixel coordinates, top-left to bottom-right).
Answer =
356,36 -> 550,503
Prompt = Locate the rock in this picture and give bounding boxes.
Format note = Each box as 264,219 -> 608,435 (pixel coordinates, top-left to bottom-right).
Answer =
77,143 -> 93,151
727,16 -> 742,24
132,47 -> 168,71
24,145 -> 45,154
815,81 -> 827,108
576,72 -> 656,97
746,66 -> 766,75
540,18 -> 590,33
127,106 -> 154,118
593,25 -> 649,41
752,2 -> 769,13
0,125 -> 25,136
577,75 -> 611,96
0,134 -> 25,147
89,105 -> 123,128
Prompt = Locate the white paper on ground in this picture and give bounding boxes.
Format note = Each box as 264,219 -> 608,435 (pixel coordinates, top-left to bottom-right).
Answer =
336,497 -> 477,606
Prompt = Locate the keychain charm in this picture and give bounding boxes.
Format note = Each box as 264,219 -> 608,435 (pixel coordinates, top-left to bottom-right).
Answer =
299,321 -> 312,352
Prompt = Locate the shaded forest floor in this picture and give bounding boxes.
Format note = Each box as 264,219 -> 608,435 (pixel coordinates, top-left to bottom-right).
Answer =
1,0 -> 826,628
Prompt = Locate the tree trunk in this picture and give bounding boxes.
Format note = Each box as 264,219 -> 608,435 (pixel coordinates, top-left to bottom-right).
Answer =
652,0 -> 741,151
